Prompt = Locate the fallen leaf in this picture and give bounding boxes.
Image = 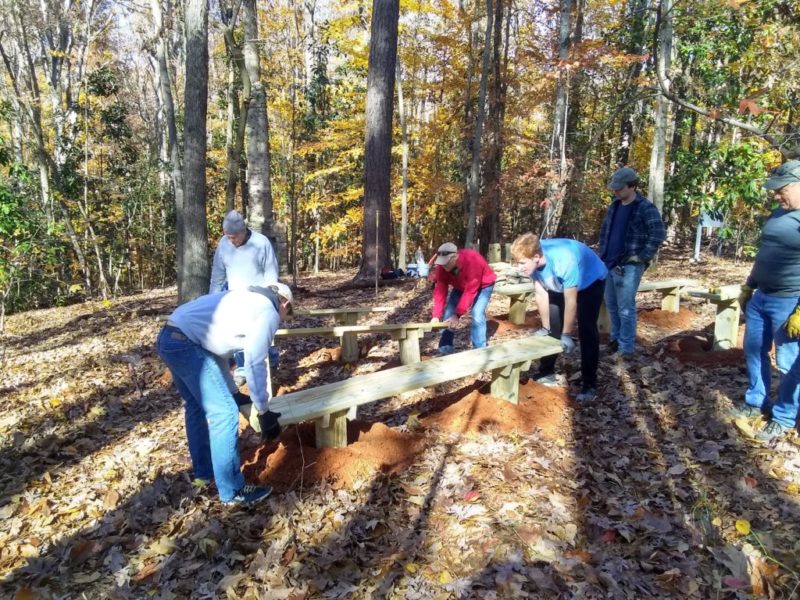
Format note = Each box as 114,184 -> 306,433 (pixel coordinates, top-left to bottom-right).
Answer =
405,563 -> 418,573
735,519 -> 751,535
103,489 -> 121,509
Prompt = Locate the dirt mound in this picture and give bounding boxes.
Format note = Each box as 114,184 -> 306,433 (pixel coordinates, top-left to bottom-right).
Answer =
242,421 -> 426,491
422,385 -> 570,439
666,335 -> 744,366
639,307 -> 696,330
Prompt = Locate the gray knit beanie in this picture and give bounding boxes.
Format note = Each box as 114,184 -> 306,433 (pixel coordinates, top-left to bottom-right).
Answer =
222,210 -> 247,234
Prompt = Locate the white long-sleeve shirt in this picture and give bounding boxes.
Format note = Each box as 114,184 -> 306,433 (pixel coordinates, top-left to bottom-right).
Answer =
168,290 -> 279,412
209,230 -> 279,293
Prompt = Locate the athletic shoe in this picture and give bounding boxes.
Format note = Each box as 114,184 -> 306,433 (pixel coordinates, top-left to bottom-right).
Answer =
755,421 -> 791,444
224,484 -> 273,506
437,345 -> 455,356
728,403 -> 761,420
575,387 -> 597,402
534,373 -> 558,387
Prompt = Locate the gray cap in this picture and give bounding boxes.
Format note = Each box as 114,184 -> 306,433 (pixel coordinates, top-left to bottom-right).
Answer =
608,167 -> 639,190
764,160 -> 800,190
222,210 -> 247,234
434,242 -> 458,265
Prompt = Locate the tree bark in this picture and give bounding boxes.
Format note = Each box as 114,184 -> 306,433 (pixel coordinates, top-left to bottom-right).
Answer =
181,0 -> 210,303
243,0 -> 273,235
396,59 -> 409,270
355,0 -> 399,282
647,0 -> 672,214
464,0 -> 494,248
615,0 -> 649,166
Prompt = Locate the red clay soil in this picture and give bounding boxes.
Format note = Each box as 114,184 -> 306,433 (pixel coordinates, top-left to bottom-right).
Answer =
639,307 -> 696,330
422,384 -> 570,440
241,421 -> 426,491
489,311 -> 542,335
241,382 -> 571,492
666,335 -> 744,367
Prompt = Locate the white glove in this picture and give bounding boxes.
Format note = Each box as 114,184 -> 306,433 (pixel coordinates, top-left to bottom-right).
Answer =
560,334 -> 576,353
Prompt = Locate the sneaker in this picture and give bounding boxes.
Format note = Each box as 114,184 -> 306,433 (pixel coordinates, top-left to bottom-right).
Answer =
607,339 -> 619,353
534,373 -> 559,387
575,387 -> 597,402
755,421 -> 790,444
729,403 -> 761,420
437,345 -> 455,356
224,484 -> 273,506
233,367 -> 247,387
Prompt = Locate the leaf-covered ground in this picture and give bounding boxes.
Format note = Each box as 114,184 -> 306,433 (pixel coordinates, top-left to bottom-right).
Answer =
2,251 -> 800,599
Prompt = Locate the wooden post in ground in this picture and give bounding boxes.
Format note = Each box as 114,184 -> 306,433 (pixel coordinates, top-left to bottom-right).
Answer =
508,293 -> 530,325
396,328 -> 421,365
337,312 -> 360,362
487,243 -> 501,263
660,287 -> 681,312
713,299 -> 741,350
315,408 -> 349,448
490,362 -> 524,404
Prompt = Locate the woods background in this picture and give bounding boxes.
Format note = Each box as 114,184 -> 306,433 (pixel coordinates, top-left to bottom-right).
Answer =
0,0 -> 797,320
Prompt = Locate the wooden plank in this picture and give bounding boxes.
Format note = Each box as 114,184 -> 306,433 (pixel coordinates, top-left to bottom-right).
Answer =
490,363 -> 524,404
294,307 -> 393,317
269,336 -> 563,426
637,278 -> 697,292
337,312 -> 360,362
494,282 -> 534,296
275,322 -> 448,338
713,299 -> 740,350
315,408 -> 349,448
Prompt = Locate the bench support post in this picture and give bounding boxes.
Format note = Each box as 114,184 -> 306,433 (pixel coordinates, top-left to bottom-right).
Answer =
713,299 -> 741,351
397,329 -> 421,365
508,293 -> 530,325
660,287 -> 681,312
336,313 -> 360,363
315,408 -> 350,448
490,362 -> 523,404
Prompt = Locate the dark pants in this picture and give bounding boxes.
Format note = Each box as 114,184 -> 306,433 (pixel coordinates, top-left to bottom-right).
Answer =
537,278 -> 605,388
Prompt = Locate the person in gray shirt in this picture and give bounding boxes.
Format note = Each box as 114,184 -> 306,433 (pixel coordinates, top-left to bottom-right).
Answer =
731,160 -> 800,443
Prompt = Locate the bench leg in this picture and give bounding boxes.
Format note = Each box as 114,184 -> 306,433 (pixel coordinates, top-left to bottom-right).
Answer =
597,302 -> 610,335
398,329 -> 421,365
713,299 -> 741,351
336,313 -> 360,363
508,294 -> 529,325
660,287 -> 681,312
315,408 -> 350,448
490,362 -> 523,405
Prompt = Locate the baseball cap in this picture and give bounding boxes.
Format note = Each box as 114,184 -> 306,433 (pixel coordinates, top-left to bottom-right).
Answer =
434,242 -> 458,265
608,166 -> 639,190
764,160 -> 800,190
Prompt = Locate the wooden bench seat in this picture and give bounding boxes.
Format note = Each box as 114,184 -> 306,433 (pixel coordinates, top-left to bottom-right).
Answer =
292,307 -> 394,361
275,322 -> 448,364
256,335 -> 563,448
687,284 -> 745,350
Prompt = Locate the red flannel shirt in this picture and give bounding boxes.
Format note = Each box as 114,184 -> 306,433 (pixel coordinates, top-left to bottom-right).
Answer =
431,249 -> 496,318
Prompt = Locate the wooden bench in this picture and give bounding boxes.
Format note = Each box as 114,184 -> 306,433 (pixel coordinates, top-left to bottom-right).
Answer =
275,322 -> 449,364
293,307 -> 393,361
687,284 -> 745,350
597,278 -> 699,333
245,335 -> 563,448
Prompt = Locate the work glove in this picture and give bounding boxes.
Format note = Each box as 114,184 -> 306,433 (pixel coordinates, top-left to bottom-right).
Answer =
786,305 -> 800,339
625,255 -> 643,265
257,410 -> 282,441
233,391 -> 251,407
533,327 -> 550,337
738,284 -> 754,312
560,334 -> 576,353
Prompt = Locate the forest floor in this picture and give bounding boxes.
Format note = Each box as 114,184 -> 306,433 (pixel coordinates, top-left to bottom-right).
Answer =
2,249 -> 800,599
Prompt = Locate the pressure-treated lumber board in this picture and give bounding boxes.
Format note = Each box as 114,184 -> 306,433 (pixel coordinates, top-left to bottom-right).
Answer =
687,284 -> 743,350
269,336 -> 563,427
294,307 -> 393,317
274,322 -> 448,337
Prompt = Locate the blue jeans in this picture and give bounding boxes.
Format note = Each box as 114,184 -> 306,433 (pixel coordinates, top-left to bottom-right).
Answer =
604,263 -> 645,353
439,285 -> 494,350
743,290 -> 800,428
157,327 -> 245,501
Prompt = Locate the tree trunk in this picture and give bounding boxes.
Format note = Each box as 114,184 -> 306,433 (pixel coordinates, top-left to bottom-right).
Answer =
615,0 -> 649,166
355,0 -> 399,282
542,0 -> 573,238
181,0 -> 210,303
243,0 -> 273,235
464,0 -> 494,248
648,0 -> 673,213
396,59 -> 409,270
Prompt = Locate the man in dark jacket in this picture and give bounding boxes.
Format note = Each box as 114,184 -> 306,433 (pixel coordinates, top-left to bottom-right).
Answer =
598,167 -> 666,357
